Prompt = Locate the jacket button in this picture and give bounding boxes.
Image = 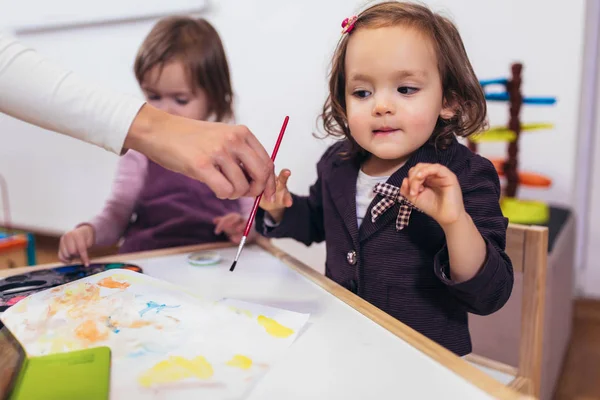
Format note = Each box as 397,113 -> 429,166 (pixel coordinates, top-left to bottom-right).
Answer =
349,279 -> 358,293
346,250 -> 357,266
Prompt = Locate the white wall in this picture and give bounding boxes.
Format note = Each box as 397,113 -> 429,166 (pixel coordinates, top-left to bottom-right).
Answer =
0,1 -> 587,273
0,1 -> 208,235
579,0 -> 600,298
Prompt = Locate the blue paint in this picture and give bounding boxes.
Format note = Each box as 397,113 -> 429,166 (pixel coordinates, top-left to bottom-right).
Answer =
139,301 -> 180,317
106,316 -> 120,334
128,351 -> 146,358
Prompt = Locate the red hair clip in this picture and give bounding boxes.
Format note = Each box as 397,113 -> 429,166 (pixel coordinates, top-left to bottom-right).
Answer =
341,16 -> 358,34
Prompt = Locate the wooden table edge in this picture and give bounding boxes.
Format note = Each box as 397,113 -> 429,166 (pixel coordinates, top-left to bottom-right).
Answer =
0,238 -> 532,399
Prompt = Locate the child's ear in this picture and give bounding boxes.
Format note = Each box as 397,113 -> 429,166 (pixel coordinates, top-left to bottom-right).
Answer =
440,95 -> 458,120
440,107 -> 455,120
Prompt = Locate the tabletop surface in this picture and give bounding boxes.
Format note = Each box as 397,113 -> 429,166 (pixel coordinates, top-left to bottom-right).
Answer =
0,241 -> 524,399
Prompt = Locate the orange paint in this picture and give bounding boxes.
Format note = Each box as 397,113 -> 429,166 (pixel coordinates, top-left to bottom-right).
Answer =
129,320 -> 152,328
47,304 -> 58,317
98,277 -> 130,289
75,320 -> 108,343
56,283 -> 101,306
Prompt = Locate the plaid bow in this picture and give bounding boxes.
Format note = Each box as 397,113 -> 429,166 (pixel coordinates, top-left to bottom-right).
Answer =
371,182 -> 420,231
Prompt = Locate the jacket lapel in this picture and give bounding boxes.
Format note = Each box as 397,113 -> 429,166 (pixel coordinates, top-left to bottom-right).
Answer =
358,141 -> 454,243
327,157 -> 360,245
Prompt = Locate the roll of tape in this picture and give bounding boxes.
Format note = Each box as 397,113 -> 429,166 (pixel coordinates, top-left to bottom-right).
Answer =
187,251 -> 222,266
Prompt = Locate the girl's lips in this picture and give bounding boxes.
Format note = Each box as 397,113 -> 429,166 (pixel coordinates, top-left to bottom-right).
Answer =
373,128 -> 399,134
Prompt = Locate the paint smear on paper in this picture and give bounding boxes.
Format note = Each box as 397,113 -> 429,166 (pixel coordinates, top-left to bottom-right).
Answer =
138,355 -> 214,387
98,277 -> 130,290
257,315 -> 294,338
226,355 -> 253,370
228,306 -> 253,318
75,320 -> 108,343
139,301 -> 180,317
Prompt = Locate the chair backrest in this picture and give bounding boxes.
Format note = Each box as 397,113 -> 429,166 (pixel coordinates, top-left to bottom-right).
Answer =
468,223 -> 548,397
506,223 -> 548,397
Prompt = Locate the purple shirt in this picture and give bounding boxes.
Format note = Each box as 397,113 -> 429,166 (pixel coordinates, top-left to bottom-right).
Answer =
82,150 -> 253,252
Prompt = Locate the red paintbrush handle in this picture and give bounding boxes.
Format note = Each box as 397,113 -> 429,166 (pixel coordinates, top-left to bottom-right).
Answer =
241,116 -> 289,238
243,195 -> 262,237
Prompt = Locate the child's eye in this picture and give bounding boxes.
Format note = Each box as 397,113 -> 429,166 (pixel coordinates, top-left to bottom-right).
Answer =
175,98 -> 189,105
147,95 -> 160,101
353,90 -> 371,99
398,87 -> 418,95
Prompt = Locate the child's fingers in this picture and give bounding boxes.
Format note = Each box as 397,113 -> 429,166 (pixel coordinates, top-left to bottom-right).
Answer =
84,229 -> 94,248
400,177 -> 410,198
277,169 -> 291,191
418,164 -> 454,188
58,251 -> 71,264
285,192 -> 293,207
407,166 -> 428,196
407,163 -> 452,194
232,218 -> 247,233
259,170 -> 291,211
64,235 -> 78,258
213,216 -> 229,234
58,239 -> 71,264
73,234 -> 90,266
213,217 -> 222,232
224,218 -> 246,236
228,233 -> 243,244
214,213 -> 241,234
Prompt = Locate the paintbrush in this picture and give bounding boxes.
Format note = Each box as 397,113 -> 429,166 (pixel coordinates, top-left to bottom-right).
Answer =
230,116 -> 289,271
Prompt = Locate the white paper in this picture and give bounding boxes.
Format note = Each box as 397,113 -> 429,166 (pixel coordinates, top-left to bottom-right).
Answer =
1,270 -> 310,399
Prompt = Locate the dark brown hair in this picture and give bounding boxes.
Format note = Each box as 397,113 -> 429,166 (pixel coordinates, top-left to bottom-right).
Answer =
321,1 -> 487,158
134,16 -> 233,122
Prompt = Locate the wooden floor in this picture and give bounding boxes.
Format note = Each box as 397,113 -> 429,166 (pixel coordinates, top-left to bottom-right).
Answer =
554,299 -> 600,400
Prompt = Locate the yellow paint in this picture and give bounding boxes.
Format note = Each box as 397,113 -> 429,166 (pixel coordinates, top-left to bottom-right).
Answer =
226,355 -> 253,370
138,356 -> 214,387
56,283 -> 101,306
97,276 -> 130,289
257,315 -> 294,338
13,298 -> 28,313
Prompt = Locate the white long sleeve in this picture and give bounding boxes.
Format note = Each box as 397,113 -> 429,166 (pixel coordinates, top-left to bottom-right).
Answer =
0,32 -> 145,154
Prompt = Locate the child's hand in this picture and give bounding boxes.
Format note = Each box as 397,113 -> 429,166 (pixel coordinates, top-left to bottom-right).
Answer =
258,169 -> 293,224
400,163 -> 465,228
58,225 -> 95,266
213,212 -> 256,244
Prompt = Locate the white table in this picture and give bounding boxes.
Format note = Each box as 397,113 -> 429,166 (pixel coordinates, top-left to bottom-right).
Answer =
0,239 -> 528,400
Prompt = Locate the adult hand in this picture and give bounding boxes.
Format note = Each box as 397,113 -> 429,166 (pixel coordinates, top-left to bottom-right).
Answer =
124,104 -> 276,200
